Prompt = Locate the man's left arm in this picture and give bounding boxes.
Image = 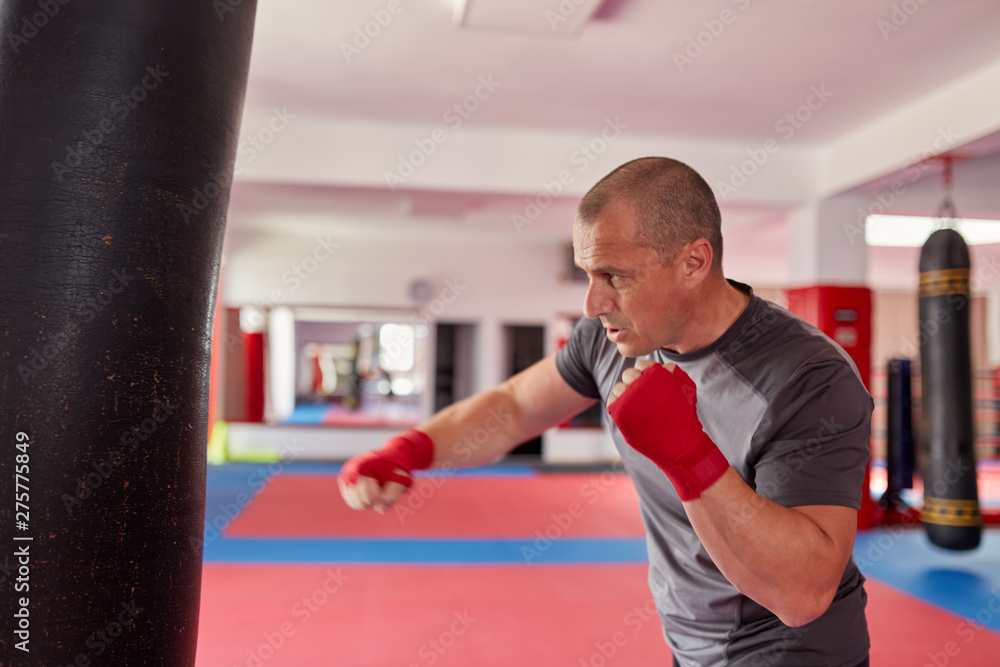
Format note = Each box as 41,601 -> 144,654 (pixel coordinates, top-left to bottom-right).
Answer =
683,472 -> 857,628
607,359 -> 870,628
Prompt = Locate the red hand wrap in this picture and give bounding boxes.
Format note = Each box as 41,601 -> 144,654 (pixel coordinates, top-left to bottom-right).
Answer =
338,429 -> 435,488
607,364 -> 729,501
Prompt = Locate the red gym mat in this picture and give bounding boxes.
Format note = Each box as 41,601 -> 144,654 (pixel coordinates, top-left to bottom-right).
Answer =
227,473 -> 647,538
866,578 -> 1000,665
196,564 -> 1000,666
196,564 -> 671,667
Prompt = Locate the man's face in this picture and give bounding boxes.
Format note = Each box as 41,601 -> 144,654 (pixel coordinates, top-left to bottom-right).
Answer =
572,205 -> 691,357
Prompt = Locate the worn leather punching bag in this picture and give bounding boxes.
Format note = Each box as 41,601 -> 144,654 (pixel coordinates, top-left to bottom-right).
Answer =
0,1 -> 256,663
918,228 -> 982,551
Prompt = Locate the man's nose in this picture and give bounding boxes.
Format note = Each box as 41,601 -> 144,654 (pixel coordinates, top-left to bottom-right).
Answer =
583,280 -> 613,319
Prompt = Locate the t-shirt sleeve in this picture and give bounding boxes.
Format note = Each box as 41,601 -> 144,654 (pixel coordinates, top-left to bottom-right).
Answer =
555,317 -> 603,400
751,359 -> 873,509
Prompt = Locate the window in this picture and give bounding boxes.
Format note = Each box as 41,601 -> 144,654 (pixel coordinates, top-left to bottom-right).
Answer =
379,323 -> 415,371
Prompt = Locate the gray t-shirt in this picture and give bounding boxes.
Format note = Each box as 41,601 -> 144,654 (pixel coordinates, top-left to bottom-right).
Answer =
556,282 -> 872,667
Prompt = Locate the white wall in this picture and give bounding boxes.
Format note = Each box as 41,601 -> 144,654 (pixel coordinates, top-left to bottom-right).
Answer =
220,218 -> 624,462
223,216 -> 593,386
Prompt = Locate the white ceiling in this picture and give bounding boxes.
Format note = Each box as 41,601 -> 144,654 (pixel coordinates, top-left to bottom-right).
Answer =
228,0 -> 1000,289
243,0 -> 1000,141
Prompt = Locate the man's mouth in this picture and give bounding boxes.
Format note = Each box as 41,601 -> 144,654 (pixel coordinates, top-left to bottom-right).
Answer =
602,320 -> 625,332
604,326 -> 625,342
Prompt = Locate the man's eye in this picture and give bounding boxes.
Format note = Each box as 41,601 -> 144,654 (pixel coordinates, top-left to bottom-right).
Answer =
608,273 -> 622,282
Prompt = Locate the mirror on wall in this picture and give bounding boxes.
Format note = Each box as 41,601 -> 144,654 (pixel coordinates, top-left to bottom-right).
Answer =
262,306 -> 431,427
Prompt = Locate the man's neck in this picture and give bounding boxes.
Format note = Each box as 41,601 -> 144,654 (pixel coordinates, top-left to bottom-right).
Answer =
667,276 -> 751,354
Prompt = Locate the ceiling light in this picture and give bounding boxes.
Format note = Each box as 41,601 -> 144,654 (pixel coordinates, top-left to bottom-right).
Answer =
865,215 -> 1000,247
866,156 -> 1000,247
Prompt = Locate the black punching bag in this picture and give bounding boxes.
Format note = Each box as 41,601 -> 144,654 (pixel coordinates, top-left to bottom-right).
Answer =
0,1 -> 256,664
918,228 -> 982,551
881,358 -> 915,512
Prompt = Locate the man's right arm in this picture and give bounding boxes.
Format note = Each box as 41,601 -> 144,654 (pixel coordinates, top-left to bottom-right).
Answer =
339,355 -> 597,511
422,355 -> 598,467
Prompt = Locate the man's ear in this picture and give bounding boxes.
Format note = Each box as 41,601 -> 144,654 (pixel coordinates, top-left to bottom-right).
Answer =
682,238 -> 713,285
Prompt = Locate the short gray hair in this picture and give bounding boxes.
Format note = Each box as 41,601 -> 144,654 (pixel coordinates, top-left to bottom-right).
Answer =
577,157 -> 723,270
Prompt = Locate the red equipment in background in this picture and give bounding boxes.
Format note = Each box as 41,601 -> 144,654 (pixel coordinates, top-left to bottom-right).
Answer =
787,285 -> 876,529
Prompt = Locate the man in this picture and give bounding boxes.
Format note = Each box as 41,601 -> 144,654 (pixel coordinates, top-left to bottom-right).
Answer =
339,157 -> 872,666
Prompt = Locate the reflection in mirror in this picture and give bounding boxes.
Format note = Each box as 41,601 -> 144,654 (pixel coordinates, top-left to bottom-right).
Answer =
264,307 -> 430,427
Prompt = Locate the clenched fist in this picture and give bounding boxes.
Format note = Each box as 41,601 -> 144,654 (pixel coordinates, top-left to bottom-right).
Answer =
338,429 -> 434,513
606,360 -> 728,501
